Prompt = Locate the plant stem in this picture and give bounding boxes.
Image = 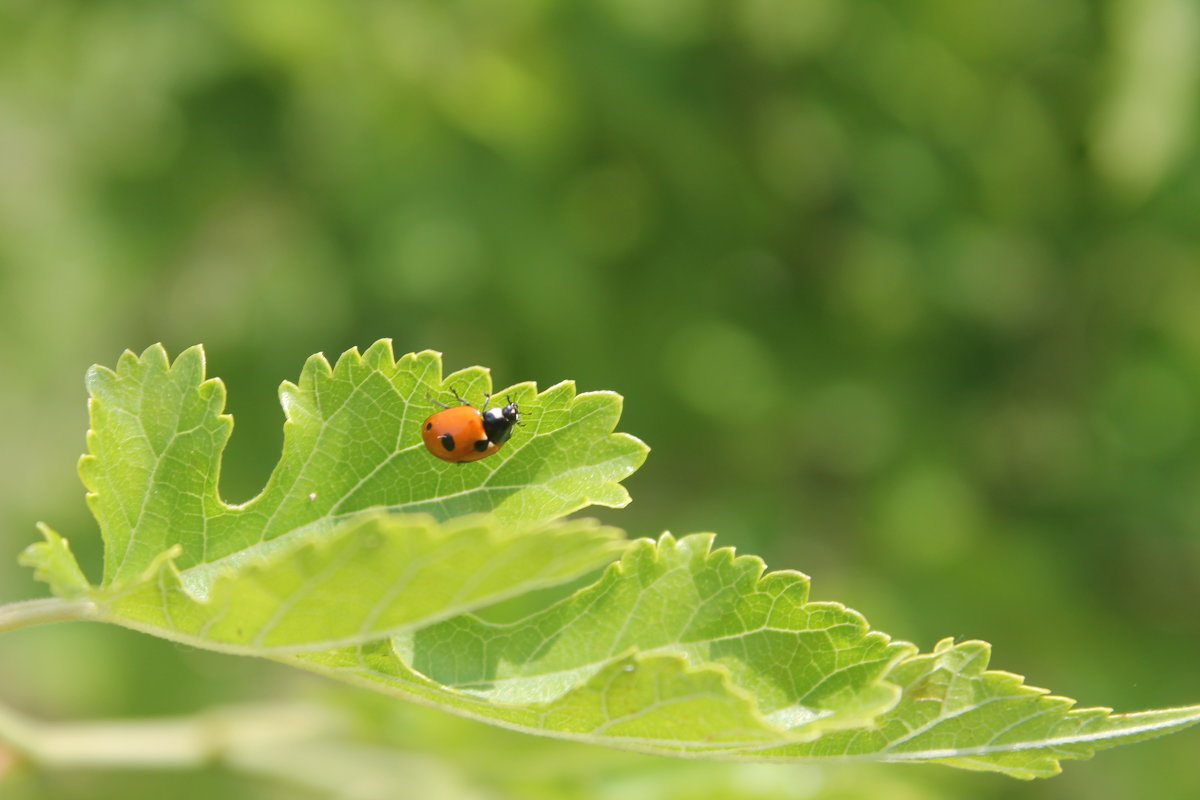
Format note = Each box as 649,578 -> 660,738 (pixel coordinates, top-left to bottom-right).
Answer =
0,701 -> 479,799
0,700 -> 343,769
0,597 -> 98,635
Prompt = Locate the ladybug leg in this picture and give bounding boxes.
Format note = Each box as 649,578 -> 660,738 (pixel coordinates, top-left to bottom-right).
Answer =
426,392 -> 451,409
450,386 -> 473,407
480,393 -> 492,411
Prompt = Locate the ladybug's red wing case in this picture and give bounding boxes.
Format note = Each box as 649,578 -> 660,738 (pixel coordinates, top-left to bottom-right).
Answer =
421,397 -> 520,463
422,405 -> 492,463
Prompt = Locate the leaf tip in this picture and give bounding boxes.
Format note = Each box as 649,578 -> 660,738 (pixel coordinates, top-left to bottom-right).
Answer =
168,344 -> 208,381
362,339 -> 397,368
140,342 -> 171,369
83,363 -> 117,395
20,523 -> 92,599
334,344 -> 367,372
538,380 -> 577,405
299,351 -> 335,386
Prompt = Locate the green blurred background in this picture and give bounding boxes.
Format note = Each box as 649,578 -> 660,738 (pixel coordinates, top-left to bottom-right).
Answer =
2,0 -> 1199,797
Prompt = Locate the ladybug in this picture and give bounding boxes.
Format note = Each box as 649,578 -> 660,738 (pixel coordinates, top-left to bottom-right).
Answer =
421,391 -> 521,463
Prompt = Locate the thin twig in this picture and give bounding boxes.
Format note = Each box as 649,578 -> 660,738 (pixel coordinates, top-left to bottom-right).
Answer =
0,598 -> 98,635
0,700 -> 343,769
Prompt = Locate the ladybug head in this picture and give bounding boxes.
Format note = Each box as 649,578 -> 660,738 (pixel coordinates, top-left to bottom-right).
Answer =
481,399 -> 521,444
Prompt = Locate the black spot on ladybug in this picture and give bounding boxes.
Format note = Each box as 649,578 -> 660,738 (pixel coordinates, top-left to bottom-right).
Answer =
439,433 -> 456,452
425,422 -> 432,430
473,438 -> 489,452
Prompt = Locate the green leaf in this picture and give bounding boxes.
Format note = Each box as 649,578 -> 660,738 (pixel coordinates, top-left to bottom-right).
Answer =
402,533 -> 907,738
23,343 -> 1199,778
19,524 -> 91,600
752,638 -> 1200,779
38,341 -> 644,650
101,512 -> 625,654
78,341 -> 646,587
288,533 -> 1200,776
290,533 -> 905,745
